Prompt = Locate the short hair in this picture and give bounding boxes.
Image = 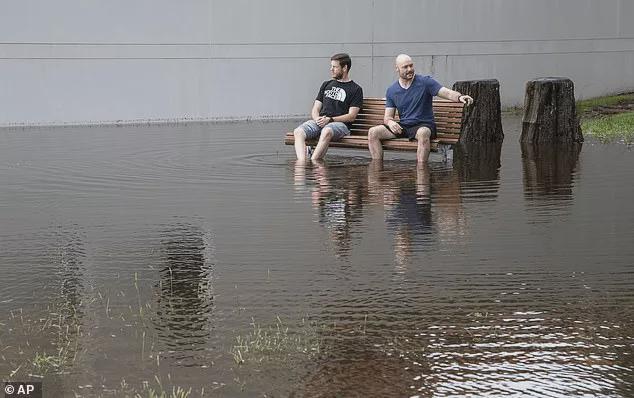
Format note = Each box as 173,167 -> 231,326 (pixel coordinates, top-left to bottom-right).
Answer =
331,53 -> 352,71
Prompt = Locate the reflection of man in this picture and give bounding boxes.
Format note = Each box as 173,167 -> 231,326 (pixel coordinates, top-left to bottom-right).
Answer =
368,161 -> 433,265
293,160 -> 366,257
368,54 -> 474,162
293,53 -> 363,161
313,162 -> 352,256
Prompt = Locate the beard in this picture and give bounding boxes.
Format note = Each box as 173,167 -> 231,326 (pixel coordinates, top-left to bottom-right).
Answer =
332,71 -> 344,80
400,71 -> 414,80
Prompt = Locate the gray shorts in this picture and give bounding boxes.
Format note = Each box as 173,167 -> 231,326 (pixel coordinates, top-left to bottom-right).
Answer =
298,120 -> 350,141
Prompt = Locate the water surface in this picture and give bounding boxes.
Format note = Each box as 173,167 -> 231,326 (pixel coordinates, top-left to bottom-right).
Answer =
1,115 -> 633,397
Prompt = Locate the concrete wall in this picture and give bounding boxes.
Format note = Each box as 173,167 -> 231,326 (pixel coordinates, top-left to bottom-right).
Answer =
1,0 -> 633,126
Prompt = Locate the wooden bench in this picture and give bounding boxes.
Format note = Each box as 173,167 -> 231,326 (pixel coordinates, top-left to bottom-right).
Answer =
284,97 -> 466,152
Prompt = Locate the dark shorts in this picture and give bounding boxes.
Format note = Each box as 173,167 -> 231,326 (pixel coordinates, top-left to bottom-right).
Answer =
384,122 -> 437,141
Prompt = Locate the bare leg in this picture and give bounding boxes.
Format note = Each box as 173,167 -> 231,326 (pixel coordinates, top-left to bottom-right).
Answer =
415,162 -> 430,202
368,158 -> 384,176
368,125 -> 397,159
311,127 -> 333,160
415,127 -> 433,163
293,159 -> 308,188
294,127 -> 308,161
311,159 -> 328,206
367,158 -> 384,202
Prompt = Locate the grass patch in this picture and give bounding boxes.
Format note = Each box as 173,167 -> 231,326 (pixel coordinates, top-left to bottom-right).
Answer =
114,377 -> 194,398
581,112 -> 634,144
32,351 -> 66,375
138,376 -> 193,398
1,276 -> 210,396
1,305 -> 83,378
231,317 -> 324,364
577,93 -> 634,115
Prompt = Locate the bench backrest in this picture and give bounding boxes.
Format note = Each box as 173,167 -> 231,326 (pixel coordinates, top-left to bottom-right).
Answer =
350,97 -> 465,141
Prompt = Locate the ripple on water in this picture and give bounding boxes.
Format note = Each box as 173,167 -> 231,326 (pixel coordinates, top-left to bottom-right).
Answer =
2,119 -> 634,397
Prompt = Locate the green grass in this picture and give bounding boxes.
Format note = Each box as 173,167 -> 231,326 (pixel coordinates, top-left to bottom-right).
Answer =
138,376 -> 193,398
575,93 -> 634,143
582,112 -> 634,144
1,277 -> 208,397
576,93 -> 634,115
231,317 -> 323,365
115,377 -> 194,398
32,351 -> 65,375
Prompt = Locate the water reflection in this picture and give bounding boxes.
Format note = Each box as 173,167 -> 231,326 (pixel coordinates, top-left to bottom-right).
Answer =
367,161 -> 434,267
522,143 -> 581,199
51,225 -> 87,322
454,142 -> 503,184
153,221 -> 215,361
294,160 -> 367,258
297,333 -> 415,397
292,152 -> 504,264
406,311 -> 634,397
296,296 -> 634,397
43,225 -> 86,388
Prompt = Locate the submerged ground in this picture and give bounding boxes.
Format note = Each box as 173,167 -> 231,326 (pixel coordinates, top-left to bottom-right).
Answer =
0,113 -> 632,397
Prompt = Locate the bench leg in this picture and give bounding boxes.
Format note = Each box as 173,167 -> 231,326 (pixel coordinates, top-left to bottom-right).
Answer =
439,144 -> 454,162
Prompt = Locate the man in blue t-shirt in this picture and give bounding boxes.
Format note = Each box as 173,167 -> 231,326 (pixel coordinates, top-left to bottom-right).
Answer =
368,54 -> 474,162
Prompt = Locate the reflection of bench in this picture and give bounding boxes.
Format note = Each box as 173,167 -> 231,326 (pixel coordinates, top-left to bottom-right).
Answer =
284,97 -> 465,152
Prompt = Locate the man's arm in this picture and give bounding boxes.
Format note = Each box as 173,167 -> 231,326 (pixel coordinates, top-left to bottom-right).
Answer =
330,106 -> 360,124
383,107 -> 402,134
312,100 -> 330,127
437,87 -> 474,105
311,100 -> 323,121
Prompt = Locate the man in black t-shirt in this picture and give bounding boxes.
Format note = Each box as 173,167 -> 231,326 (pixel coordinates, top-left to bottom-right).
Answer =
293,53 -> 363,161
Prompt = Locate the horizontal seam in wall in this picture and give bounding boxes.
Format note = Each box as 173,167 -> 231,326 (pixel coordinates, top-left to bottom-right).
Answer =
2,50 -> 634,60
1,37 -> 634,46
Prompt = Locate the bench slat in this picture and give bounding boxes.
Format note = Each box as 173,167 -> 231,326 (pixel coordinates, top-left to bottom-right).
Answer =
284,134 -> 458,151
351,120 -> 463,130
357,112 -> 463,119
285,132 -> 459,146
349,128 -> 462,136
352,117 -> 463,127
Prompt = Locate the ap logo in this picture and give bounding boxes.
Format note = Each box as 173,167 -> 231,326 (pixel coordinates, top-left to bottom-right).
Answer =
4,382 -> 42,398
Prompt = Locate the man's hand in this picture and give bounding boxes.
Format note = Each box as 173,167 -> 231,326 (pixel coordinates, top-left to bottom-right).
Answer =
387,120 -> 402,134
315,116 -> 330,127
438,87 -> 474,106
458,95 -> 474,106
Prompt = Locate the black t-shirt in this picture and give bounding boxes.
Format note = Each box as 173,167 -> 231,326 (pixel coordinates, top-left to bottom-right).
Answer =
316,80 -> 363,127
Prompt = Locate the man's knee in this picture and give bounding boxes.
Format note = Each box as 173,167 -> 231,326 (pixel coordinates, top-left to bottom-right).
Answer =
416,128 -> 431,142
320,127 -> 334,141
368,126 -> 383,141
294,128 -> 306,139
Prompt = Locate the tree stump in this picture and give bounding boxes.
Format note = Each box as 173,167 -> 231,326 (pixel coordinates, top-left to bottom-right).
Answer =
452,79 -> 503,144
521,77 -> 583,144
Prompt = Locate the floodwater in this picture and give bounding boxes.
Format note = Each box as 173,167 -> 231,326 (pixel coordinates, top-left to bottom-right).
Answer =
0,114 -> 633,397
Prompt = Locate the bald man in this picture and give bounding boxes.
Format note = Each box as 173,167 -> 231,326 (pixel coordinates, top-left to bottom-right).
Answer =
368,54 -> 473,162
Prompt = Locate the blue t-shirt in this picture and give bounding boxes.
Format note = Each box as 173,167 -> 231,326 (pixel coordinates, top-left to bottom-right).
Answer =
385,74 -> 442,127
